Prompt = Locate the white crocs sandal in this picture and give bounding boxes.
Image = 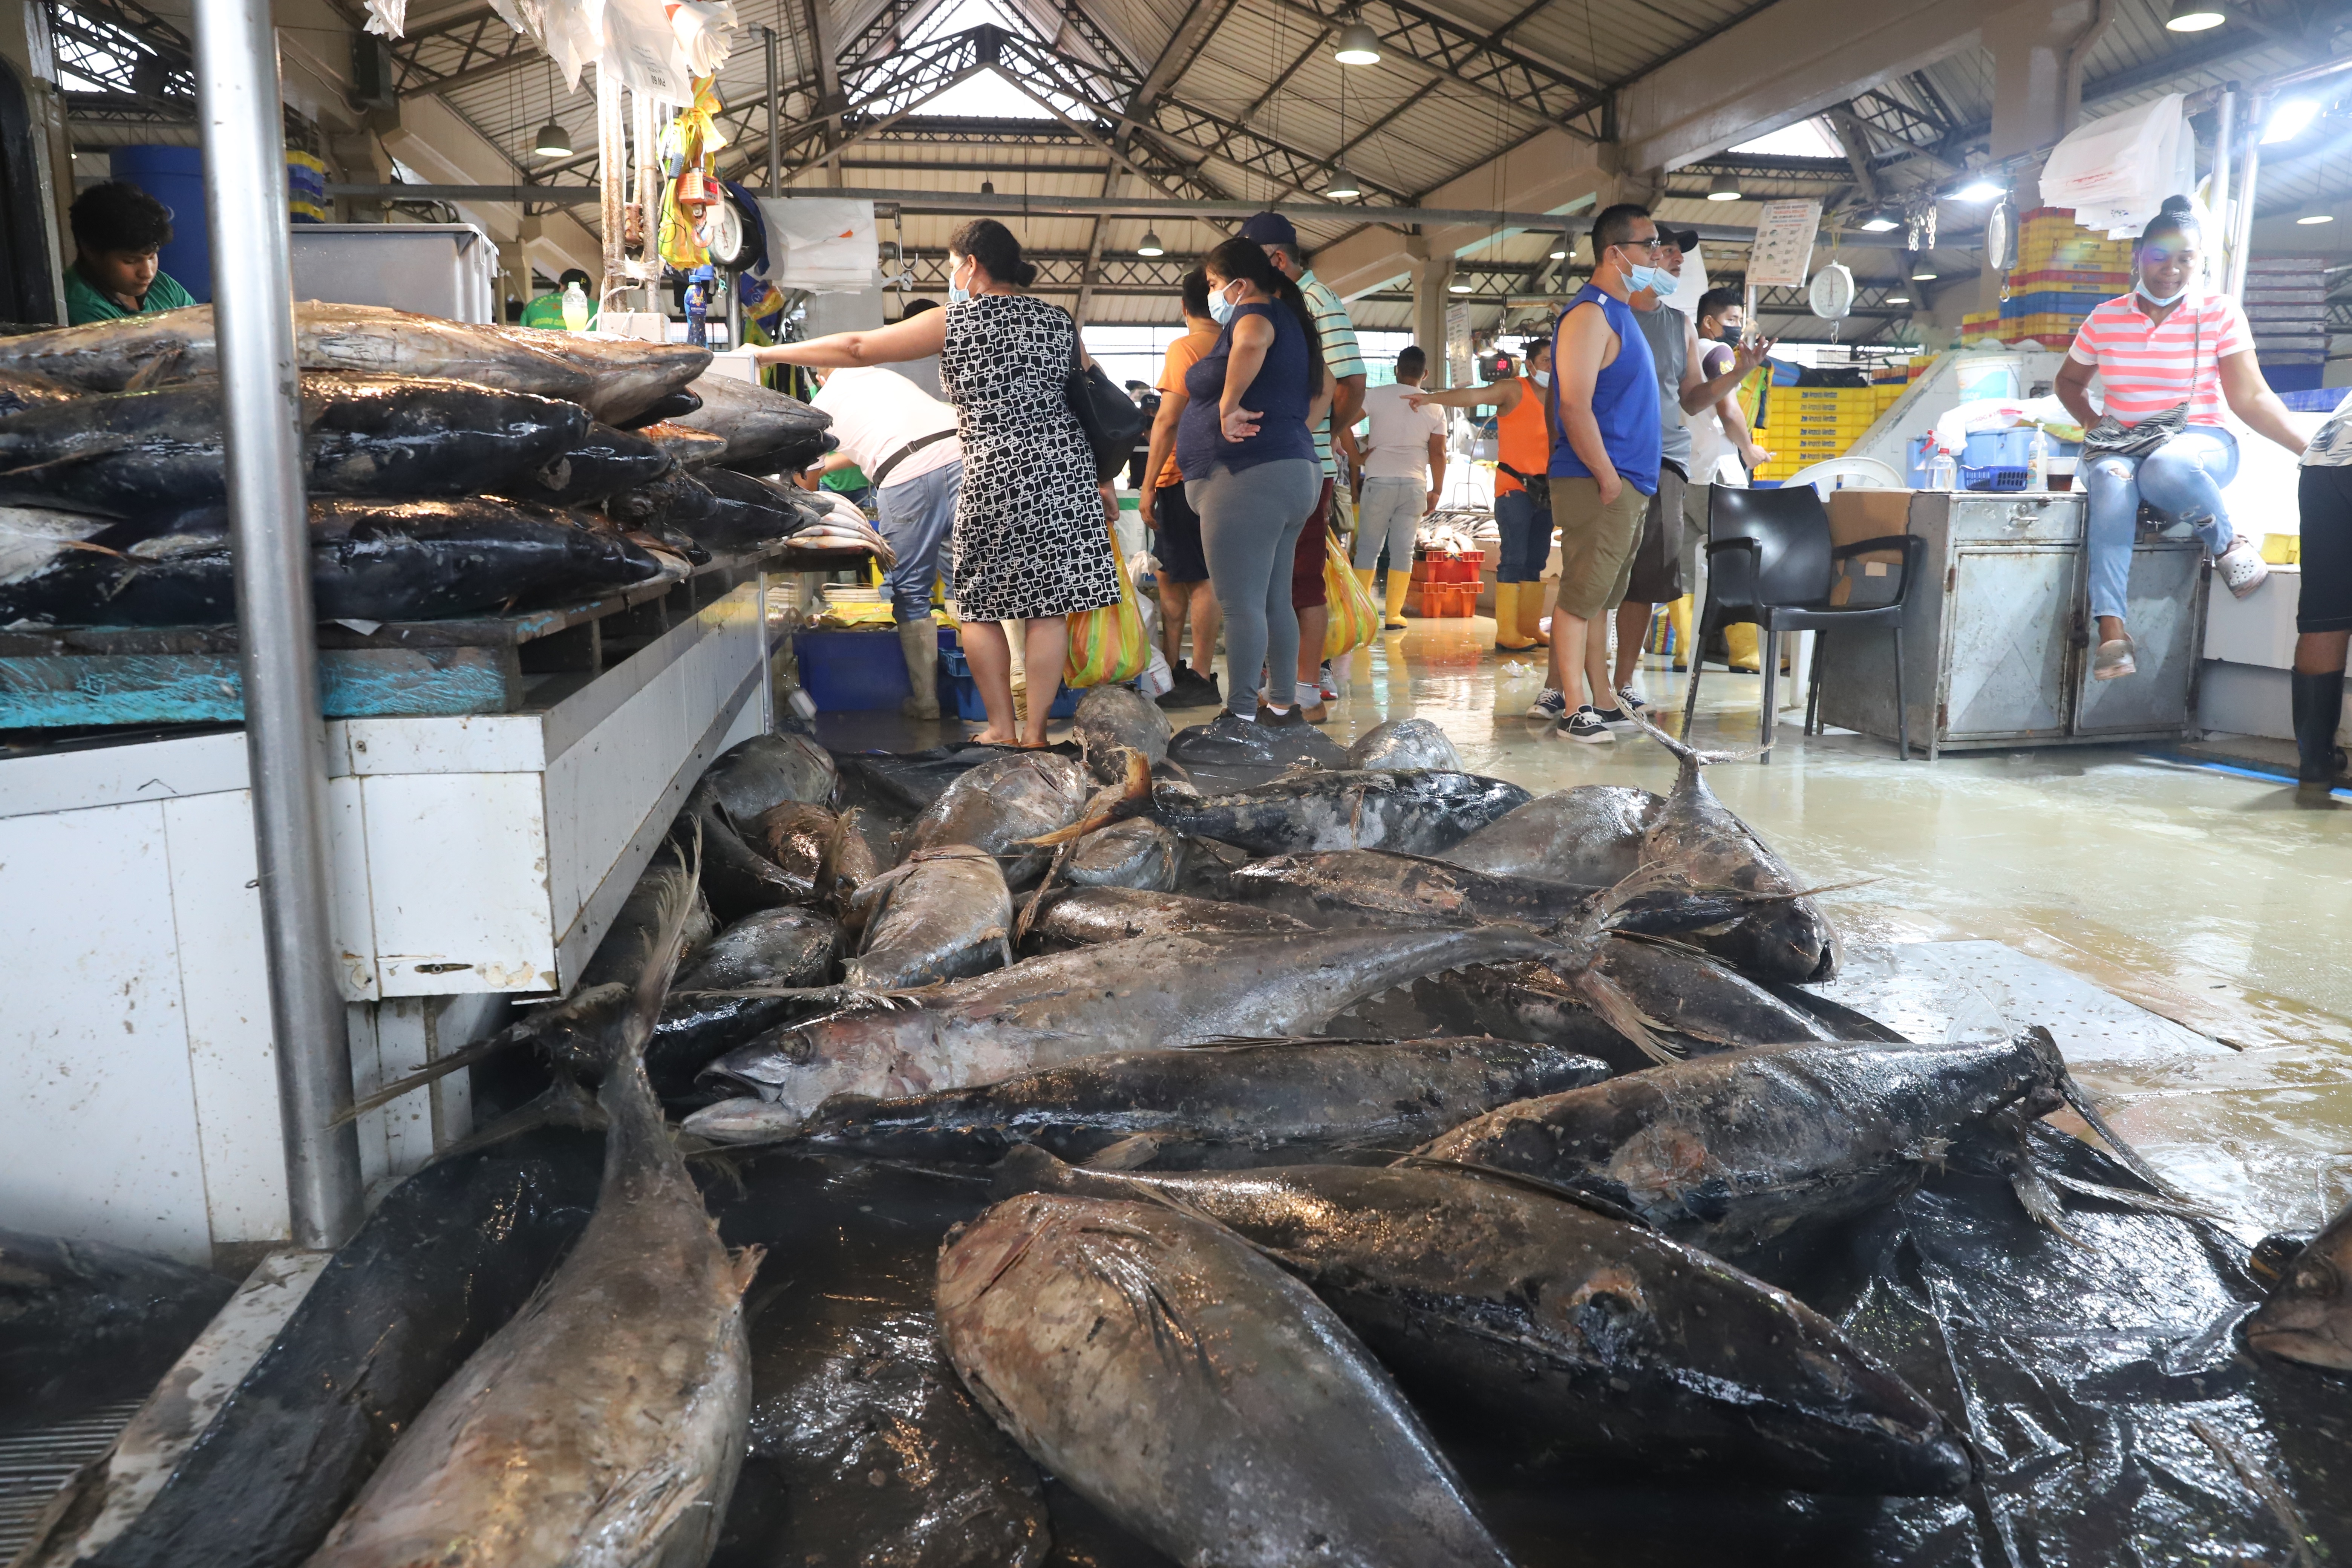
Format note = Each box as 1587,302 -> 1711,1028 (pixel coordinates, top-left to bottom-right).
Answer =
2217,536 -> 2271,600
2093,636 -> 2137,681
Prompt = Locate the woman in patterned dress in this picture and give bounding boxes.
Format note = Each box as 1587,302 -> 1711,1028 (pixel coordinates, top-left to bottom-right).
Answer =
757,219 -> 1120,745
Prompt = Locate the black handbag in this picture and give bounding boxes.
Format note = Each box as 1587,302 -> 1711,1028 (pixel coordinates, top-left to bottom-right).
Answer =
1063,309 -> 1147,482
2082,304 -> 2199,461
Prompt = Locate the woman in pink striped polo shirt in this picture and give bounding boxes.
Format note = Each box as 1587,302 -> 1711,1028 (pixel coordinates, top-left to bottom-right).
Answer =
2053,196 -> 2311,681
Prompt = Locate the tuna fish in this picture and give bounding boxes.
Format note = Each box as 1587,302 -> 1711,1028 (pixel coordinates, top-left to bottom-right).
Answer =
1061,816 -> 1182,891
1020,885 -> 1309,952
1002,1155 -> 1972,1496
1440,784 -> 1664,883
1419,1032 -> 2070,1260
0,498 -> 665,629
844,844 -> 1013,990
1071,683 -> 1171,781
674,370 -> 833,473
304,857 -> 759,1568
0,302 -> 597,398
936,1193 -> 1515,1568
678,781 -> 809,923
510,423 -> 673,508
1165,713 -> 1349,770
1632,714 -> 1841,983
0,373 -> 591,519
706,732 -> 836,818
604,472 -> 720,540
634,420 -> 729,468
0,504 -> 109,586
1346,715 -> 1462,770
0,368 -> 82,417
1226,849 -> 1600,929
700,922 -> 1568,1128
1145,769 -> 1532,856
821,806 -> 897,926
651,907 -> 844,1096
0,1230 -> 234,1423
692,468 -> 825,552
500,328 -> 711,426
904,750 -> 1093,886
751,799 -> 837,899
2246,1196 -> 2352,1370
721,1035 -> 1610,1162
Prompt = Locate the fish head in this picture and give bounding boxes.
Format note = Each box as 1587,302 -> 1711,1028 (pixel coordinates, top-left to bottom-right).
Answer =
2247,1208 -> 2352,1372
2010,1026 -> 2071,1115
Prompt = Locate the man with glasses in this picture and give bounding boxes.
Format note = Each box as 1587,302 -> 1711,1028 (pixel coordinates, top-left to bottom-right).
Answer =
1531,204 -> 1664,742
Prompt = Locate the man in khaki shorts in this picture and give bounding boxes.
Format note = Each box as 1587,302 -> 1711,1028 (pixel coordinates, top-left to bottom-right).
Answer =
1532,203 -> 1666,742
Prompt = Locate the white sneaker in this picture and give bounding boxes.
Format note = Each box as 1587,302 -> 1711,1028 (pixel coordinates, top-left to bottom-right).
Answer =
1563,706 -> 1616,742
2217,536 -> 2270,599
2093,636 -> 2136,681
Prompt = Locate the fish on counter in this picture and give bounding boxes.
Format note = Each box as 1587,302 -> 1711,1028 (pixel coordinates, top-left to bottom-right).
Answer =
499,328 -> 711,426
304,854 -> 761,1568
1440,783 -> 1664,883
508,422 -> 674,508
1019,884 -> 1310,952
1070,683 -> 1171,781
709,1035 -> 1610,1162
902,750 -> 1095,887
0,503 -> 111,586
1002,1154 -> 1973,1497
939,1193 -> 1517,1568
693,469 -> 828,553
0,373 -> 593,519
635,420 -> 729,467
1165,711 -> 1350,770
1346,715 -> 1463,770
698,922 -> 1567,1129
674,369 -> 834,473
843,843 -> 1014,991
1143,768 -> 1533,857
0,497 -> 666,629
0,366 -> 83,416
2246,1196 -> 2352,1370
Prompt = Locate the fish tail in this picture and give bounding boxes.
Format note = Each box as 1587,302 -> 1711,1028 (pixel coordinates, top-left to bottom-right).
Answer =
1627,707 -> 1760,766
620,821 -> 702,1063
1568,961 -> 1683,1066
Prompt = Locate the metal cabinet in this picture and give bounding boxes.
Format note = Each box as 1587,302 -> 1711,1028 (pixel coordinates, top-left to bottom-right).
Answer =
1815,491 -> 2207,758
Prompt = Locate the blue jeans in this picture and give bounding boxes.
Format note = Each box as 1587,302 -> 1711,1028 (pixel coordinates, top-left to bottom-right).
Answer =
1493,487 -> 1552,583
2081,428 -> 2237,621
875,458 -> 962,623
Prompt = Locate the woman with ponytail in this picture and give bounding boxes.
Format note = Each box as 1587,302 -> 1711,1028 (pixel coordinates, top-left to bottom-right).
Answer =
758,217 -> 1119,746
1175,236 -> 1334,734
2055,195 -> 2310,682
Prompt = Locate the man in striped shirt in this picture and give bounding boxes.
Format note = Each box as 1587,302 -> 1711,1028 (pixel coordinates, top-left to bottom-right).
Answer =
2054,197 -> 2309,681
1241,212 -> 1367,723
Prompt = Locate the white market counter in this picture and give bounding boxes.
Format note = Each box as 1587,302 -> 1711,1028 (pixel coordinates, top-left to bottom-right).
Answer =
0,571 -> 774,1267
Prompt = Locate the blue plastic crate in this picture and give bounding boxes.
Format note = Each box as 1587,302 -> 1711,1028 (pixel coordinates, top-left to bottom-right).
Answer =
794,628 -> 911,711
938,646 -> 1078,723
1961,464 -> 2030,491
2281,386 -> 2351,413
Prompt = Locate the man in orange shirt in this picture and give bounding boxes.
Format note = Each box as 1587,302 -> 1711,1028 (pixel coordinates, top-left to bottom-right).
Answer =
1138,269 -> 1225,709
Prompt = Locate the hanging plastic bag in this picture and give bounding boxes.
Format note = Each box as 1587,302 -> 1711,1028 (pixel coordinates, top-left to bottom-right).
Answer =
1323,526 -> 1379,658
1065,523 -> 1151,688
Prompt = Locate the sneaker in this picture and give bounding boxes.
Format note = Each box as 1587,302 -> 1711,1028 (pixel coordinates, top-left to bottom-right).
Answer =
2093,636 -> 2136,681
1615,688 -> 1647,715
1299,702 -> 1330,723
1562,705 -> 1616,743
1526,688 -> 1569,721
1591,705 -> 1638,730
2217,536 -> 2271,599
1256,702 -> 1308,727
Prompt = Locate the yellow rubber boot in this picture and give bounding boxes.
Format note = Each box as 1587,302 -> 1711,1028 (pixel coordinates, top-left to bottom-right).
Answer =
1724,621 -> 1761,673
1521,582 -> 1553,646
1493,582 -> 1534,649
1353,566 -> 1376,597
1666,594 -> 1694,669
1383,570 -> 1413,628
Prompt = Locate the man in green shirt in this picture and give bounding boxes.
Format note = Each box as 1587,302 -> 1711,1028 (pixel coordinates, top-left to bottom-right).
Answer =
518,268 -> 599,330
63,181 -> 196,324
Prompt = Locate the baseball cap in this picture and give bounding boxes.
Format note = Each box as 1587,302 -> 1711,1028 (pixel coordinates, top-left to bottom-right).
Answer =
1237,211 -> 1300,248
1662,227 -> 1700,252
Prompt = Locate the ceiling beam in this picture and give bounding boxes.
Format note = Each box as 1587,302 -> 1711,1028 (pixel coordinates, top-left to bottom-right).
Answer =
1259,0 -> 1606,132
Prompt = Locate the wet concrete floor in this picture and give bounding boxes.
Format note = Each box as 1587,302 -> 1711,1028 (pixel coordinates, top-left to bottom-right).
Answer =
822,614 -> 2352,1237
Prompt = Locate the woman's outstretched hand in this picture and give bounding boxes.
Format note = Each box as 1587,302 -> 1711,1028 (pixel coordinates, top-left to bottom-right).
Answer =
1220,405 -> 1261,443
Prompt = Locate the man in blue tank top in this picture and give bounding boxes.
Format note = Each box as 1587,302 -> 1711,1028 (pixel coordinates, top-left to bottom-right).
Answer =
1533,203 -> 1663,743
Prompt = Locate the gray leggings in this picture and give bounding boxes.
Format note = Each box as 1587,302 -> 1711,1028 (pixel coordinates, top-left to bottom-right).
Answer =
1188,458 -> 1320,717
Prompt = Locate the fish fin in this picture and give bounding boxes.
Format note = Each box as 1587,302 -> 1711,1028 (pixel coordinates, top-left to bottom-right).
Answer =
622,822 -> 702,1061
1395,1155 -> 1658,1228
991,1142 -> 1075,1197
726,1243 -> 767,1298
1566,961 -> 1683,1066
121,348 -> 185,391
1080,1133 -> 1163,1170
2052,1058 -> 2205,1209
325,984 -> 629,1127
1014,845 -> 1073,943
424,1074 -> 605,1164
2037,1165 -> 2232,1223
1991,1111 -> 2081,1243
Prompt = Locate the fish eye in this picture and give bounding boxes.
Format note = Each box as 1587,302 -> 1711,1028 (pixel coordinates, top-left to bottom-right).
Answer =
2289,1257 -> 2341,1298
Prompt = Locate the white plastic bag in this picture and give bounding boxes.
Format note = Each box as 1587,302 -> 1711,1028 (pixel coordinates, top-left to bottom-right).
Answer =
2040,95 -> 2187,232
758,198 -> 879,292
1135,646 -> 1175,699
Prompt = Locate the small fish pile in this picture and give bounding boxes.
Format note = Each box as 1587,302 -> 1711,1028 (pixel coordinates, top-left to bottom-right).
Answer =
0,304 -> 838,629
74,712 -> 2340,1568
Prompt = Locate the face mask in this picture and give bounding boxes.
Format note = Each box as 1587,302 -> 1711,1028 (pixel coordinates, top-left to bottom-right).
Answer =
948,260 -> 974,305
1209,284 -> 1239,327
1531,370 -> 1551,387
2136,279 -> 2187,308
1616,248 -> 1663,294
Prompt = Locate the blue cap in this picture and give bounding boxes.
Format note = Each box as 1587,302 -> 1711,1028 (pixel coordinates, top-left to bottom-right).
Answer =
1237,211 -> 1298,248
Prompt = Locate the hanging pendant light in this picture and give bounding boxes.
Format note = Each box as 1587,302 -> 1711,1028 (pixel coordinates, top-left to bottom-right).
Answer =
534,61 -> 571,159
980,179 -> 995,195
1707,172 -> 1741,202
1547,234 -> 1569,259
1137,229 -> 1165,255
2164,0 -> 2228,30
1334,12 -> 1382,64
1325,163 -> 1363,199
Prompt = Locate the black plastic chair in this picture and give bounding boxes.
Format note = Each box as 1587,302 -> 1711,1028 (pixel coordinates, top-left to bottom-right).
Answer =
1680,484 -> 1926,761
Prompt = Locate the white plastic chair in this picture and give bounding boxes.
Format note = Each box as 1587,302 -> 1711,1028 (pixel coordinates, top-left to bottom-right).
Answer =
1784,456 -> 1906,500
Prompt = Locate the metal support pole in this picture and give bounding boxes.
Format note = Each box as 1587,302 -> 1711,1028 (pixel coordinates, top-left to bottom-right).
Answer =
597,62 -> 628,312
2207,88 -> 2235,289
633,91 -> 658,312
2228,92 -> 2265,301
192,0 -> 363,1250
764,25 -> 781,191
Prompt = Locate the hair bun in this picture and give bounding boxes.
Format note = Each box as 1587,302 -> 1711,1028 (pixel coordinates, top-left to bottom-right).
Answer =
2160,194 -> 2193,214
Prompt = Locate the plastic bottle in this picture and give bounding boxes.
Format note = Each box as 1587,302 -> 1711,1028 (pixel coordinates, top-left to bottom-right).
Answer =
684,267 -> 712,348
560,280 -> 590,332
2026,426 -> 2050,492
1926,443 -> 1957,491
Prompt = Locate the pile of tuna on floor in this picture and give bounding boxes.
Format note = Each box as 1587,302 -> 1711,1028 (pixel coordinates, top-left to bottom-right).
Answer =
16,697 -> 2352,1568
0,303 -> 888,628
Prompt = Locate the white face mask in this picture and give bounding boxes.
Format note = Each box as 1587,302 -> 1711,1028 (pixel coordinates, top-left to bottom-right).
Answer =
1531,370 -> 1551,387
948,258 -> 975,305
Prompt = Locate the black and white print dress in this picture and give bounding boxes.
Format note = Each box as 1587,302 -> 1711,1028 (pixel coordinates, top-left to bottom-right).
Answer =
938,293 -> 1120,621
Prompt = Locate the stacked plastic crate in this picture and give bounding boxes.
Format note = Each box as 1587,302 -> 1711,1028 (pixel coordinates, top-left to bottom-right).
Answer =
1996,209 -> 2131,348
2243,257 -> 2330,394
1752,385 -> 1878,483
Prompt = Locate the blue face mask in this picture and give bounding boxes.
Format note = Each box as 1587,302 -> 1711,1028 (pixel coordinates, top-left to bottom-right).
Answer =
948,260 -> 973,305
1615,248 -> 1662,294
1209,286 -> 1238,327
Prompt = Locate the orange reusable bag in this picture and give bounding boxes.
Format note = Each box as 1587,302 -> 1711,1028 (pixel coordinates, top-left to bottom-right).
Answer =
1323,525 -> 1379,659
1064,523 -> 1151,688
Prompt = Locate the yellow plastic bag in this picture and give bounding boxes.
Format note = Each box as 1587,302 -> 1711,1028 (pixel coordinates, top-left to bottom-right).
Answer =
1064,524 -> 1150,688
1323,525 -> 1380,658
